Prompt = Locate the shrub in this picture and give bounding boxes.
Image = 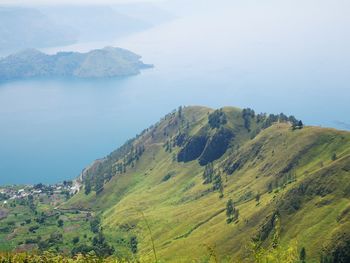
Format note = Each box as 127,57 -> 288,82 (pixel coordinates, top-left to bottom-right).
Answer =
72,237 -> 80,245
57,219 -> 64,227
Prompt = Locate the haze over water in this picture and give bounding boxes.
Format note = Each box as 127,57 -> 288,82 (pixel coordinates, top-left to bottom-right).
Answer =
0,0 -> 349,184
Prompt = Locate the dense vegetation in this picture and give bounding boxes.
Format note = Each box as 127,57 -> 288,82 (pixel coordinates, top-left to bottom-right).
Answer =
0,106 -> 349,262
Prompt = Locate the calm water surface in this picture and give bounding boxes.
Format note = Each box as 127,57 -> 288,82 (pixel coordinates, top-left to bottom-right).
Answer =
0,1 -> 349,184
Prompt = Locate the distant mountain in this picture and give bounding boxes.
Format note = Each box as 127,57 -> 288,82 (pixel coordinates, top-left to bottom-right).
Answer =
0,7 -> 77,54
0,5 -> 174,55
0,47 -> 153,80
39,5 -> 153,42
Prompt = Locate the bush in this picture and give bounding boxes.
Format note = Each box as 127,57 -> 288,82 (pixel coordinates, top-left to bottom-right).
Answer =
130,235 -> 138,254
25,238 -> 37,244
72,236 -> 80,245
28,225 -> 39,233
0,226 -> 10,233
162,171 -> 176,182
57,219 -> 64,227
90,218 -> 101,233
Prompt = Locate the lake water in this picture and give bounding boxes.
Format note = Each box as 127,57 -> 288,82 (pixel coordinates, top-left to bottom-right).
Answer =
0,1 -> 349,184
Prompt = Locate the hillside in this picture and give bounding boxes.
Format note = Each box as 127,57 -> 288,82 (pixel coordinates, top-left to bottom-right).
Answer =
0,106 -> 349,262
66,106 -> 350,262
0,47 -> 153,80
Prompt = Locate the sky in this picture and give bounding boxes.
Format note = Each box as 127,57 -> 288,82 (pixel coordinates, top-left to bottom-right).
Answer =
0,0 -> 162,4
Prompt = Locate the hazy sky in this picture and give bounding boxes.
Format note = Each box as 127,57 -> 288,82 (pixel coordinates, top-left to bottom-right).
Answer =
0,0 -> 162,4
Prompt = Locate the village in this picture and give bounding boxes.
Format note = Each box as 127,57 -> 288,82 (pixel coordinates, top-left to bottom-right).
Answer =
0,180 -> 81,206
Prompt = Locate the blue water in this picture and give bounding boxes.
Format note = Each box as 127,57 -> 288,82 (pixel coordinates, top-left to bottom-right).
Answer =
0,1 -> 349,184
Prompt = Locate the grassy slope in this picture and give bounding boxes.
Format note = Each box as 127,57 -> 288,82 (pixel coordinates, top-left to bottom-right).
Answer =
66,106 -> 350,262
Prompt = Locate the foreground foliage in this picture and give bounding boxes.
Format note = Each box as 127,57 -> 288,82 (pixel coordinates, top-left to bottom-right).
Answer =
0,252 -> 118,263
0,249 -> 300,263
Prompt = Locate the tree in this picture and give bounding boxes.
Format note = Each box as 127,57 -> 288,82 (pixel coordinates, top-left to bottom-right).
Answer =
226,199 -> 234,221
130,235 -> 138,254
92,232 -> 115,257
278,113 -> 289,122
178,106 -> 183,119
95,176 -> 104,195
288,115 -> 298,125
90,218 -> 101,233
298,120 -> 304,128
242,108 -> 255,131
291,119 -> 303,130
226,199 -> 239,224
203,163 -> 214,184
332,153 -> 337,161
226,199 -> 239,223
72,236 -> 80,245
300,247 -> 306,262
57,219 -> 64,228
84,178 -> 91,195
255,193 -> 261,203
213,174 -> 223,192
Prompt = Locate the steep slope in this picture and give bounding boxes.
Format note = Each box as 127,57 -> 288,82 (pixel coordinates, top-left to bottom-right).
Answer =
66,106 -> 350,262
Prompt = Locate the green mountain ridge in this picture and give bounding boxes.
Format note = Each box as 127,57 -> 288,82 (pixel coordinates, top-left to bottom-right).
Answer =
0,106 -> 349,262
66,106 -> 349,262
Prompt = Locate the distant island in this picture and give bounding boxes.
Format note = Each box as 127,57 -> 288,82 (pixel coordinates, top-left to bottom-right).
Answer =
0,47 -> 153,80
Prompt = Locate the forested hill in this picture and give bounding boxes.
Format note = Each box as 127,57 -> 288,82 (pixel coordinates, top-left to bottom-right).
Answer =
0,106 -> 349,262
67,106 -> 350,262
0,47 -> 153,80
